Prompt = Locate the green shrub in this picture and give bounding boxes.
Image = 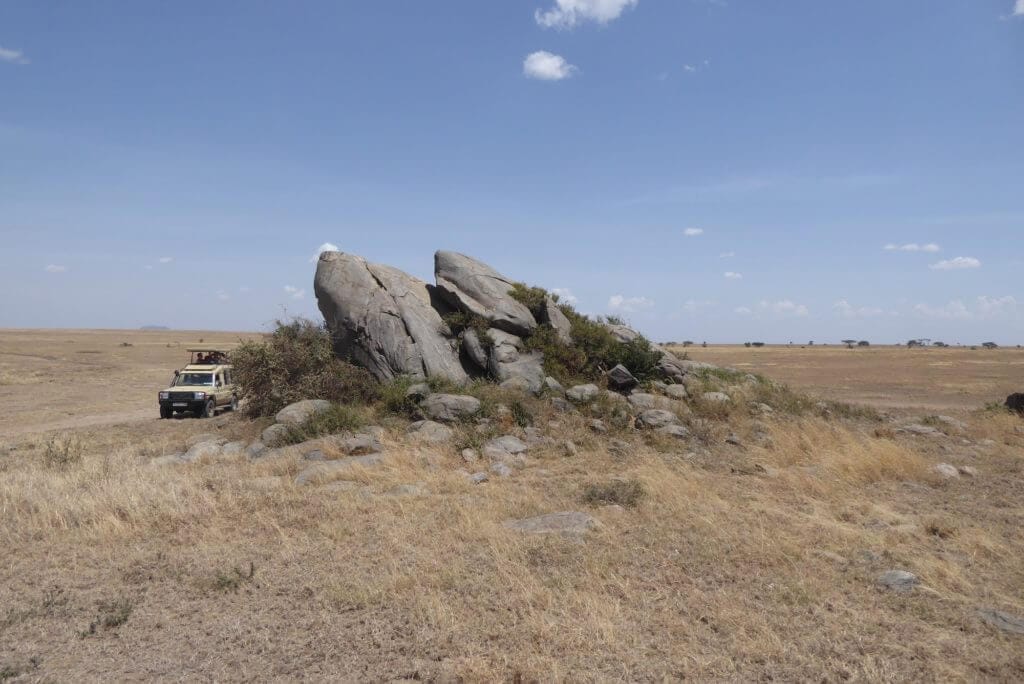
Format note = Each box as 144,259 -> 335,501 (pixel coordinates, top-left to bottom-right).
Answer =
441,311 -> 493,347
230,318 -> 380,417
281,403 -> 368,445
582,479 -> 647,508
508,282 -> 549,320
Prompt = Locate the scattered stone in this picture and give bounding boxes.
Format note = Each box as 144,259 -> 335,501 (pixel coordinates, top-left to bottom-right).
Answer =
957,465 -> 978,477
405,383 -> 432,402
650,380 -> 668,393
181,441 -> 223,463
657,424 -> 691,440
627,393 -> 662,410
261,423 -> 291,447
702,392 -> 731,404
274,399 -> 332,426
362,425 -> 386,439
978,608 -> 1024,635
434,250 -> 538,336
220,441 -> 246,456
407,420 -> 454,444
567,384 -> 600,403
334,433 -> 382,456
550,397 -> 574,413
876,569 -> 920,592
980,439 -> 996,447
315,251 -> 468,383
934,463 -> 960,479
151,453 -> 186,466
303,449 -> 327,461
482,435 -> 529,466
607,364 -> 638,391
294,454 -> 385,486
725,434 -> 743,447
588,419 -> 608,433
637,409 -> 679,429
490,462 -> 513,478
544,376 -> 565,395
608,439 -> 630,456
665,385 -> 689,400
562,440 -> 579,457
461,448 -> 480,463
245,441 -> 268,460
469,471 -> 489,484
931,415 -> 967,432
419,393 -> 482,422
523,427 -> 552,447
461,329 -> 489,370
541,296 -> 573,344
754,403 -> 774,415
504,511 -> 598,539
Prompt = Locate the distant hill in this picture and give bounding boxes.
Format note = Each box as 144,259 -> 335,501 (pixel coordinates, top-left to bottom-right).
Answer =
140,325 -> 170,331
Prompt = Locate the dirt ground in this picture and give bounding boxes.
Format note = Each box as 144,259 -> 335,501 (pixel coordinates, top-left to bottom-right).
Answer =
671,344 -> 1024,412
1,330 -> 1023,681
0,329 -> 255,438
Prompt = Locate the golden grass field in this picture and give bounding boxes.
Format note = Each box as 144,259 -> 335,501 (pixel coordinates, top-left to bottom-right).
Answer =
1,330 -> 1023,681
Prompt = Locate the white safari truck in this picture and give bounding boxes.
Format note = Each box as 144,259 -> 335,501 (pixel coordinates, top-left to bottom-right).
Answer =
157,348 -> 238,418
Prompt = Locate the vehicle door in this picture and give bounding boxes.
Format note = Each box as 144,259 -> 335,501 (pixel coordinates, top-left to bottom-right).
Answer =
215,370 -> 228,406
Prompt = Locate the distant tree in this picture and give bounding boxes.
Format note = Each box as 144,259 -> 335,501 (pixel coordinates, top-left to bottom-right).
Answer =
752,342 -> 766,348
857,340 -> 870,347
982,342 -> 998,350
744,342 -> 752,348
702,341 -> 707,348
682,341 -> 693,347
933,341 -> 947,348
808,341 -> 814,346
841,339 -> 857,349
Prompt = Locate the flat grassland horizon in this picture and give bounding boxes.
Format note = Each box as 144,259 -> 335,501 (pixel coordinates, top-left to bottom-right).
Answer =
1,328 -> 1023,680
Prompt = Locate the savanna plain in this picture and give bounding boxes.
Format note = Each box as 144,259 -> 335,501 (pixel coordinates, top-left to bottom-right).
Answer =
1,329 -> 1023,681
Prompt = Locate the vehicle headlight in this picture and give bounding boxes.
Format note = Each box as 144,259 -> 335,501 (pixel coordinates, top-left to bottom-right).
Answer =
194,392 -> 206,400
159,391 -> 169,400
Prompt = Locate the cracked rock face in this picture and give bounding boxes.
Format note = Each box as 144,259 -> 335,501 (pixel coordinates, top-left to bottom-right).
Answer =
314,251 -> 468,383
434,250 -> 538,336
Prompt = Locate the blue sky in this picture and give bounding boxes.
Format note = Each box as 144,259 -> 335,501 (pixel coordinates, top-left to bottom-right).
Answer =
2,0 -> 1022,344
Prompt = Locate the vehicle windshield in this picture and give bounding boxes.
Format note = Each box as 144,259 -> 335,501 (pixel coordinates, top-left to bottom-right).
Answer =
175,373 -> 214,387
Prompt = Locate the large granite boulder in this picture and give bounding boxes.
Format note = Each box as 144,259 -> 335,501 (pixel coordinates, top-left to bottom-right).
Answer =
485,328 -> 544,394
315,251 -> 467,383
541,297 -> 572,344
434,251 -> 538,336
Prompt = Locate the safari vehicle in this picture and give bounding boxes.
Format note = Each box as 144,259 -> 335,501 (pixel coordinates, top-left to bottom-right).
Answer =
157,348 -> 238,418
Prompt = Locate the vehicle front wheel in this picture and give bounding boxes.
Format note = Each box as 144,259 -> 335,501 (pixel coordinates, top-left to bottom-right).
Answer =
201,399 -> 217,418
229,395 -> 238,412
160,406 -> 172,419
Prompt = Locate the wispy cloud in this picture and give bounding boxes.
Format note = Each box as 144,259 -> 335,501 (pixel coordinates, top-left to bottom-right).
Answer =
683,227 -> 704,236
217,291 -> 230,302
679,299 -> 715,314
523,51 -> 577,80
833,299 -> 889,319
608,294 -> 654,313
760,300 -> 809,317
44,264 -> 66,273
158,256 -> 173,264
311,242 -> 339,263
735,306 -> 752,315
284,285 -> 306,300
724,271 -> 742,280
1015,0 -> 1024,16
719,251 -> 735,258
551,287 -> 578,305
682,60 -> 709,73
535,0 -> 638,28
0,45 -> 29,65
884,243 -> 940,253
930,256 -> 980,271
914,296 -> 1016,320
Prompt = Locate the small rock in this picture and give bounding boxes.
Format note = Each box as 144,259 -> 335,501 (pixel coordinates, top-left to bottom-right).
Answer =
567,384 -> 600,403
588,419 -> 608,433
181,441 -> 222,462
245,441 -> 268,460
899,424 -> 944,437
550,397 -> 575,413
657,424 -> 691,440
980,439 -> 996,447
977,608 -> 1024,635
334,433 -> 382,456
754,402 -> 774,415
627,393 -> 662,410
151,453 -> 186,466
294,454 -> 385,486
361,425 -> 386,439
523,426 -> 553,447
482,435 -> 529,466
665,385 -> 689,400
387,483 -> 428,497
607,364 -> 638,391
261,423 -> 291,447
469,472 -> 489,485
876,569 -> 920,592
275,399 -> 332,426
702,392 -> 731,404
957,465 -> 978,477
608,439 -> 630,456
932,415 -> 967,432
562,440 -> 579,457
405,383 -> 431,401
504,511 -> 598,538
185,433 -> 226,448
637,409 -> 679,429
419,394 -> 482,422
303,449 -> 328,461
407,420 -> 454,444
544,376 -> 565,395
461,448 -> 480,463
725,434 -> 743,447
490,462 -> 513,478
220,441 -> 246,456
934,463 -> 960,479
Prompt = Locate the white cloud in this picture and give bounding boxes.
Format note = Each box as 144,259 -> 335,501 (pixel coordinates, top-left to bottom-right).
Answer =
683,227 -> 704,236
833,299 -> 886,319
608,294 -> 654,313
883,243 -> 940,252
1015,0 -> 1024,16
217,291 -> 230,302
760,300 -> 809,317
682,60 -> 709,73
914,296 -> 1016,320
535,0 -> 638,28
719,251 -> 735,258
0,45 -> 29,65
735,307 -> 752,315
724,271 -> 742,280
930,256 -> 980,271
44,264 -> 66,273
680,299 -> 715,314
284,285 -> 306,300
311,242 -> 339,263
523,51 -> 577,80
239,286 -> 251,293
551,287 -> 578,305
158,256 -> 173,264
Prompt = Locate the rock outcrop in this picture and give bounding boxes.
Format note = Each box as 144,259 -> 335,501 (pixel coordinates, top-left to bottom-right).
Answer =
315,251 -> 468,383
434,251 -> 538,336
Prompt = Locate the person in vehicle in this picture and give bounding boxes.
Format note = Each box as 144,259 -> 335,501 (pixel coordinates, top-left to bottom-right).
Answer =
195,353 -> 208,364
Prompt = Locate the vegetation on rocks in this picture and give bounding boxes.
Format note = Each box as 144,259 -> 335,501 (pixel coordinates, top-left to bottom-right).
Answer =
230,318 -> 380,417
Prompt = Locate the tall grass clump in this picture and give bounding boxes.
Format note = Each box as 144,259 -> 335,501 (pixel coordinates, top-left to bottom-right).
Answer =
231,318 -> 380,417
